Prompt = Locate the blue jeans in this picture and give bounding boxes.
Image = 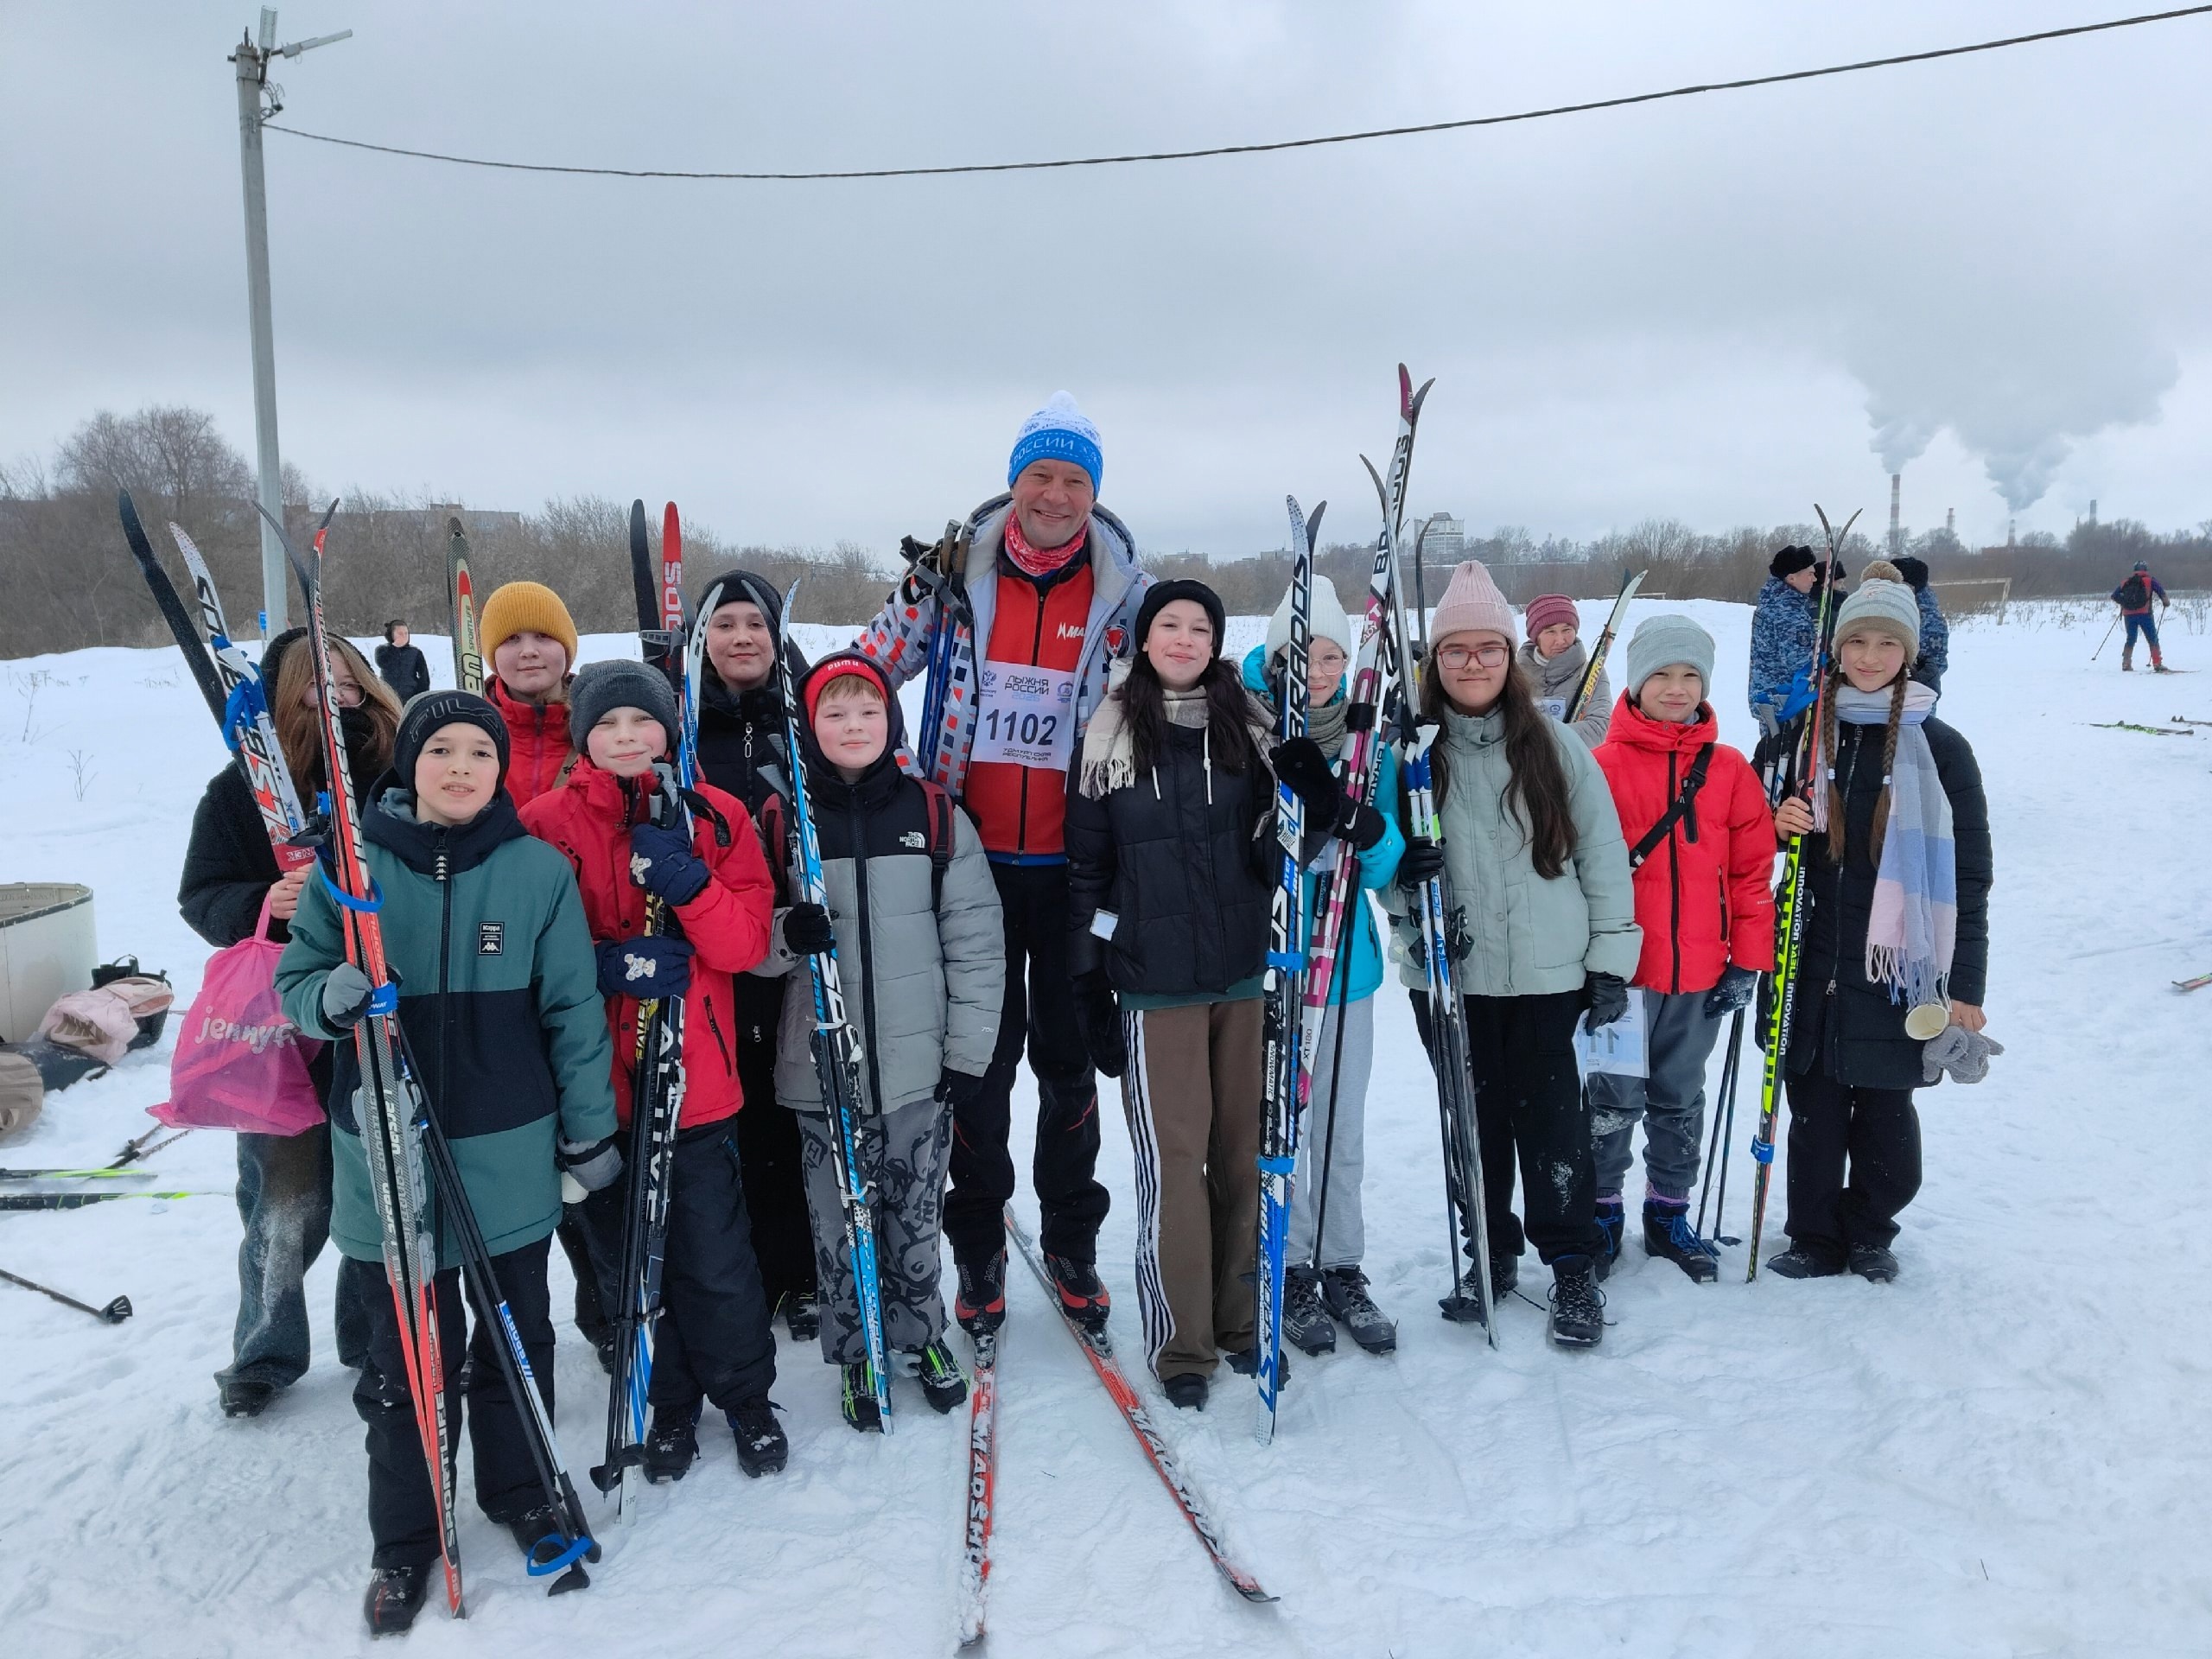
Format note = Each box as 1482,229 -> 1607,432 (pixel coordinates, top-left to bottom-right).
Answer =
2124,613 -> 2161,653
218,1126 -> 372,1389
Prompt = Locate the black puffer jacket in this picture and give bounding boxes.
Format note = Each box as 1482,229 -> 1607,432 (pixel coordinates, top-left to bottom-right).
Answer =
1065,718 -> 1275,998
1784,715 -> 1992,1090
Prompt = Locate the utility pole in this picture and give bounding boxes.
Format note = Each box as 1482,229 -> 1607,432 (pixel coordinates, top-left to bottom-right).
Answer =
231,9 -> 350,635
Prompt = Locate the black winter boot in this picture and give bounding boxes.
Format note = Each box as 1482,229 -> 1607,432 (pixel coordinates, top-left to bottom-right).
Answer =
1547,1255 -> 1605,1349
642,1404 -> 700,1482
1593,1198 -> 1625,1281
1643,1199 -> 1720,1283
914,1341 -> 969,1414
1847,1244 -> 1899,1283
780,1291 -> 820,1343
362,1564 -> 429,1637
1764,1243 -> 1844,1279
728,1398 -> 789,1474
1162,1372 -> 1208,1410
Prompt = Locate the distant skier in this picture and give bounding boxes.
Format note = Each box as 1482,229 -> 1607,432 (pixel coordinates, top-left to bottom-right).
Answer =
1891,557 -> 1948,691
851,391 -> 1150,1342
2110,560 -> 2172,672
374,620 -> 430,702
1517,593 -> 1611,747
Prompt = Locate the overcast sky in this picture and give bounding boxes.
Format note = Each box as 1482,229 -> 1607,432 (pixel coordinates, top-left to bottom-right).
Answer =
4,2 -> 2208,558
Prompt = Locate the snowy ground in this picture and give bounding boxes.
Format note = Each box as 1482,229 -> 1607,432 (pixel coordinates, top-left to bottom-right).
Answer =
2,594 -> 2208,1658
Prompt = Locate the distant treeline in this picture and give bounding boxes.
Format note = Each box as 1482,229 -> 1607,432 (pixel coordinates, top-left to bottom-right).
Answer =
4,404 -> 2206,658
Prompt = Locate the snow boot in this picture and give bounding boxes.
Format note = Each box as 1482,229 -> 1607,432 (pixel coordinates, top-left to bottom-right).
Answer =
728,1398 -> 788,1475
1044,1253 -> 1110,1331
1763,1243 -> 1844,1279
914,1340 -> 969,1414
955,1251 -> 1007,1337
840,1361 -> 883,1433
1491,1249 -> 1520,1304
1593,1198 -> 1625,1281
593,1329 -> 616,1377
362,1564 -> 429,1637
1643,1199 -> 1719,1283
1848,1244 -> 1900,1283
641,1404 -> 700,1482
505,1502 -> 580,1567
1547,1255 -> 1605,1349
2121,646 -> 2134,671
1162,1372 -> 1208,1411
218,1376 -> 277,1419
780,1290 -> 820,1343
1224,1343 -> 1291,1387
1284,1265 -> 1337,1355
1321,1266 -> 1397,1355
2153,656 -> 2175,674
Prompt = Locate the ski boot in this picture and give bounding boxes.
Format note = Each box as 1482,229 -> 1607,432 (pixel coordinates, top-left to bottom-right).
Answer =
1044,1253 -> 1110,1331
1643,1198 -> 1719,1283
1284,1265 -> 1337,1355
1321,1266 -> 1397,1355
362,1564 -> 429,1637
1162,1372 -> 1208,1411
1224,1343 -> 1291,1388
914,1340 -> 969,1414
1763,1243 -> 1844,1279
1593,1198 -> 1625,1282
2121,647 -> 2135,671
1547,1255 -> 1605,1349
218,1376 -> 277,1419
728,1398 -> 789,1475
1847,1244 -> 1899,1283
781,1290 -> 820,1343
641,1404 -> 700,1482
840,1361 -> 883,1433
955,1251 -> 1007,1337
505,1501 -> 591,1581
2153,652 -> 2175,674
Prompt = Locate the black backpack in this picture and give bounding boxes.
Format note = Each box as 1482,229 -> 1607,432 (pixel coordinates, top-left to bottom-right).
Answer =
2119,573 -> 2151,608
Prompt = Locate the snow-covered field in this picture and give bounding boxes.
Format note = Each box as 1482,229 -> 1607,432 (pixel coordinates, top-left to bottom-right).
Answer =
2,594 -> 2207,1658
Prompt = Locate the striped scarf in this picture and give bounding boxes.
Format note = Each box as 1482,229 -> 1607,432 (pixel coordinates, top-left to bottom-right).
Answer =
1836,682 -> 1955,1007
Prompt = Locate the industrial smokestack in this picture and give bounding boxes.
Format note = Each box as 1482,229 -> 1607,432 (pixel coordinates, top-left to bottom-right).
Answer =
2007,518 -> 2016,547
2089,498 -> 2097,525
1946,507 -> 1955,537
1889,474 -> 1902,558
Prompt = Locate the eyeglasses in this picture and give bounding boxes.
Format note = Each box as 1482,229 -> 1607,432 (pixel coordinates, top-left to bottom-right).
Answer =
1435,643 -> 1510,671
329,679 -> 365,708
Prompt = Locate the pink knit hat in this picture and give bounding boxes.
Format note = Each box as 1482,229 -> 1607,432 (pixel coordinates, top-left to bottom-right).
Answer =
1428,560 -> 1518,650
1523,594 -> 1578,639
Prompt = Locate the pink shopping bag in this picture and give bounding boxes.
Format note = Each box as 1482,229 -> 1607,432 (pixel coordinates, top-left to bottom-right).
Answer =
149,898 -> 327,1135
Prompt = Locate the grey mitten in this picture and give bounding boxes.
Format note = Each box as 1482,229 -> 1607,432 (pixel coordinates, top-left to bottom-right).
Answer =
320,962 -> 376,1033
1921,1024 -> 2004,1085
557,1135 -> 625,1193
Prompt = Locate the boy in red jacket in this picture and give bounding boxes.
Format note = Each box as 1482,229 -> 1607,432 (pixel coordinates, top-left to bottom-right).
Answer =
521,660 -> 787,1480
1590,616 -> 1776,1281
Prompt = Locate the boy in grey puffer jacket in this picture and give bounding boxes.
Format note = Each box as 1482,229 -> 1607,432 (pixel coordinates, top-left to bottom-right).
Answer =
755,652 -> 1004,1431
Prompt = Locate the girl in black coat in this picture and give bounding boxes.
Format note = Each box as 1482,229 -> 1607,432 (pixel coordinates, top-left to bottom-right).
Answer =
691,570 -> 819,1339
177,628 -> 400,1416
1769,563 -> 1993,1281
1065,580 -> 1381,1407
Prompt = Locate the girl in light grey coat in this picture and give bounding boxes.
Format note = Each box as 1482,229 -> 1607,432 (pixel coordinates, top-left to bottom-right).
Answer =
1387,561 -> 1638,1349
755,655 -> 1004,1428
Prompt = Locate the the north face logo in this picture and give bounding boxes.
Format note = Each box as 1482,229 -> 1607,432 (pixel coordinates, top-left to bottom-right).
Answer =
901,830 -> 927,849
477,923 -> 505,956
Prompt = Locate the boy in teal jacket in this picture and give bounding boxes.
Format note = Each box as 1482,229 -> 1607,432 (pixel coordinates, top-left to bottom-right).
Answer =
1243,580 -> 1406,1358
276,691 -> 620,1636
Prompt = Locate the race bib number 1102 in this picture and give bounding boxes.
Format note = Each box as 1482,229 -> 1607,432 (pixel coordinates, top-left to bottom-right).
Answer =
973,661 -> 1079,772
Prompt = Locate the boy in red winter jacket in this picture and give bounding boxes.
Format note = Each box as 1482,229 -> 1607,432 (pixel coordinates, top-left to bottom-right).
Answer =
1590,616 -> 1776,1281
520,659 -> 789,1481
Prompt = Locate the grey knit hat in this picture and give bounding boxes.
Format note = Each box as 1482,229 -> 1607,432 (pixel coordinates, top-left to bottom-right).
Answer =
1624,614 -> 1715,697
569,658 -> 681,753
1834,561 -> 1922,663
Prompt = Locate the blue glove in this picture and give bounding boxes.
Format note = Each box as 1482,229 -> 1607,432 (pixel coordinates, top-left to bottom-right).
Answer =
596,935 -> 693,1001
630,819 -> 709,906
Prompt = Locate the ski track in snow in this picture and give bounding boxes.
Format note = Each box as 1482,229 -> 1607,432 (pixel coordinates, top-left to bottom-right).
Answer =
1,600 -> 2207,1656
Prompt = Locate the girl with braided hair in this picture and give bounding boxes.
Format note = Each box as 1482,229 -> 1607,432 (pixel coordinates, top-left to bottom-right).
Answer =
1769,561 -> 1994,1281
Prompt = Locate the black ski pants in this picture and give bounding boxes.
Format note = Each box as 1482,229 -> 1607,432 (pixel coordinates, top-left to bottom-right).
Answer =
353,1237 -> 551,1571
944,860 -> 1109,1268
580,1119 -> 779,1414
733,974 -> 817,1313
1460,989 -> 1608,1266
1783,1071 -> 1922,1268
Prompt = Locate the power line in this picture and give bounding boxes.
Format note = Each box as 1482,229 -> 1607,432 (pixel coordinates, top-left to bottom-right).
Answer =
264,5 -> 2212,184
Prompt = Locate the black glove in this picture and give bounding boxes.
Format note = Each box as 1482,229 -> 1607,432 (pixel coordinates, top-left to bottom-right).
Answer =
1583,972 -> 1630,1031
1076,971 -> 1127,1080
556,1135 -> 624,1194
1334,799 -> 1387,852
1269,736 -> 1345,822
629,819 -> 710,906
596,935 -> 693,1000
1395,837 -> 1446,892
935,1067 -> 988,1109
319,962 -> 376,1032
1703,963 -> 1758,1018
782,902 -> 836,957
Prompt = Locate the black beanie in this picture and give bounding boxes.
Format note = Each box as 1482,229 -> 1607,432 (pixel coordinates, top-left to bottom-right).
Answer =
569,659 -> 681,754
696,569 -> 784,643
1769,545 -> 1816,580
394,690 -> 509,785
1892,555 -> 1929,592
1133,579 -> 1228,658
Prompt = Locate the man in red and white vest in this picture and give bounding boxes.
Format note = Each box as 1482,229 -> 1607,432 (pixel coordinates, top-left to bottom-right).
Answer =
854,392 -> 1149,1336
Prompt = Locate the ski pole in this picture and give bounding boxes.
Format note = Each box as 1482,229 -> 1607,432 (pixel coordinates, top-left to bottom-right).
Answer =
0,1266 -> 130,1324
2092,610 -> 2120,662
1695,1008 -> 1745,1247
